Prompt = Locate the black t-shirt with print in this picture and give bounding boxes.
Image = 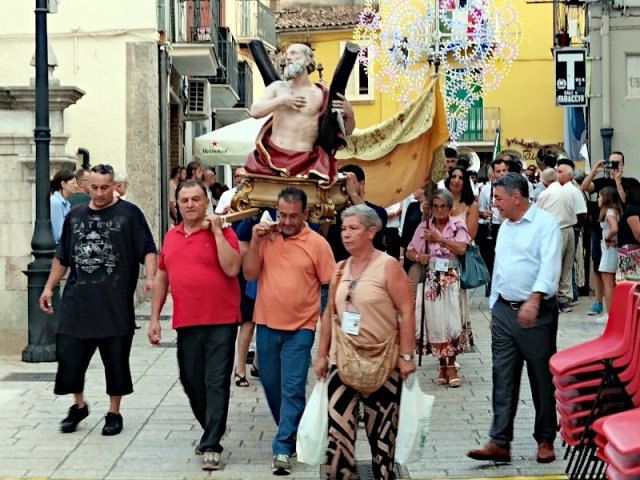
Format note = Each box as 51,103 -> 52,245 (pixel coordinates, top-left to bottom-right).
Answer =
55,199 -> 157,338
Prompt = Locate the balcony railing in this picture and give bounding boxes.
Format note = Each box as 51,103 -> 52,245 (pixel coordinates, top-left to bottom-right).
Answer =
235,60 -> 254,108
178,0 -> 221,46
235,0 -> 277,51
455,106 -> 500,142
209,27 -> 239,93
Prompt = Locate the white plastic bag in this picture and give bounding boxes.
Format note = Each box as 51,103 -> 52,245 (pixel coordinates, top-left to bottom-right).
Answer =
296,379 -> 329,465
395,375 -> 434,464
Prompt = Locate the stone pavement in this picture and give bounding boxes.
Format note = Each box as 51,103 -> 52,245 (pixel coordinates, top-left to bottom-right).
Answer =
0,290 -> 604,480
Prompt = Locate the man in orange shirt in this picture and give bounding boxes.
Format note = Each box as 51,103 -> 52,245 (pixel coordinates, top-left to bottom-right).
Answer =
244,187 -> 335,476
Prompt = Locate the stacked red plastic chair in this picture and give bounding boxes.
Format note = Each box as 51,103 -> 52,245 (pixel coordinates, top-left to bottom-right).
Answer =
550,281 -> 640,480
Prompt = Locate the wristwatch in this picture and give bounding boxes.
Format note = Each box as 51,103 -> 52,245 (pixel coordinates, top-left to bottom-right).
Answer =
399,353 -> 414,361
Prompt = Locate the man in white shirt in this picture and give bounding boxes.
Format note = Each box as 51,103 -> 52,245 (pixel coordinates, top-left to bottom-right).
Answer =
468,173 -> 561,465
536,168 -> 577,313
557,160 -> 588,304
215,167 -> 247,215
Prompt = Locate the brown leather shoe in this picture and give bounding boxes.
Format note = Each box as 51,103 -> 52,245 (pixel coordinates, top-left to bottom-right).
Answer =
467,442 -> 511,462
536,441 -> 556,463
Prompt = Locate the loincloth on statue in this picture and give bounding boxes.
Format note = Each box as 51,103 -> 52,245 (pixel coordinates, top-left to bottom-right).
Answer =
245,119 -> 337,187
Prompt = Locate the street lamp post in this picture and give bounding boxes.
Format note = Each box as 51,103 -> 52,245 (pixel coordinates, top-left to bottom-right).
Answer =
22,0 -> 58,363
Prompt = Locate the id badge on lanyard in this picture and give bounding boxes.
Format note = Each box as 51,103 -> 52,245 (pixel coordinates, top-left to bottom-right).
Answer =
434,257 -> 449,272
341,311 -> 361,335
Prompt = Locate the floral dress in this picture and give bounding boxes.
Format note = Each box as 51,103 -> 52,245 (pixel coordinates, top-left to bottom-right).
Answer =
408,215 -> 472,358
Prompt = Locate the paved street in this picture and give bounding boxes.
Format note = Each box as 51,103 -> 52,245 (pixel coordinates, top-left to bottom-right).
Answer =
0,289 -> 603,480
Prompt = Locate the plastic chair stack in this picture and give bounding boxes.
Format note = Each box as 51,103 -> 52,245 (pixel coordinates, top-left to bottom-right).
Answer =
549,281 -> 640,480
590,408 -> 640,480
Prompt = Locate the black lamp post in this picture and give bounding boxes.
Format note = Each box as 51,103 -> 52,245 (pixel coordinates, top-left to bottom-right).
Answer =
22,0 -> 58,362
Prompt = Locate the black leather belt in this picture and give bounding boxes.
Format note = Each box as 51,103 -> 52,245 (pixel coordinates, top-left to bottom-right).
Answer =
498,295 -> 525,310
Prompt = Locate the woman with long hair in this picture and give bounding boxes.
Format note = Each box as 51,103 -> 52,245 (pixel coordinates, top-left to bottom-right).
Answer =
445,166 -> 479,240
597,186 -> 623,323
50,169 -> 77,244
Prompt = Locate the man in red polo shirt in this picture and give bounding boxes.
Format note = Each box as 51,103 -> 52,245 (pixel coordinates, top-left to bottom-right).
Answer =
148,179 -> 242,472
244,187 -> 336,476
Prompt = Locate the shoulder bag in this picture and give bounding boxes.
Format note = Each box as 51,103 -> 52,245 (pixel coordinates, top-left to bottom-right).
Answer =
329,260 -> 398,395
459,243 -> 490,289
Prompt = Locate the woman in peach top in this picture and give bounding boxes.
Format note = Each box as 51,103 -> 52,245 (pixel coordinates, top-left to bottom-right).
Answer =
315,204 -> 415,480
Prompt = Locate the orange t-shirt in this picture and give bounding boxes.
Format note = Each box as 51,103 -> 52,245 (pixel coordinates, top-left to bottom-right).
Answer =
254,224 -> 335,331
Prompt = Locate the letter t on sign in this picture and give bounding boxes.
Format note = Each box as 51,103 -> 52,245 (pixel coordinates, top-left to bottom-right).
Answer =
557,53 -> 583,90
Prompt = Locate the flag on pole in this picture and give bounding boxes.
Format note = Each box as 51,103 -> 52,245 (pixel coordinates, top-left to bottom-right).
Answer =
492,127 -> 501,161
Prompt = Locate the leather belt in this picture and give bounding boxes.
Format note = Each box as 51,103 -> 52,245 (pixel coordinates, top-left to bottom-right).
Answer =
497,295 -> 525,310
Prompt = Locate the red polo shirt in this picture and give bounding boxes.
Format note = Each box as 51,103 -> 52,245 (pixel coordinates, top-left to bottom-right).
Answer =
159,223 -> 240,328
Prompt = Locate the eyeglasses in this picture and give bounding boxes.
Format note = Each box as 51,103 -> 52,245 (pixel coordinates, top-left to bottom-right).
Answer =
431,204 -> 449,210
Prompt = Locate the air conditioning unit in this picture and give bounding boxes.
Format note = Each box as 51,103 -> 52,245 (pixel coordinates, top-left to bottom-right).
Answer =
185,78 -> 211,120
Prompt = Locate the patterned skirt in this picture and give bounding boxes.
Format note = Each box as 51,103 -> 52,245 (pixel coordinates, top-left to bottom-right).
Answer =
415,267 -> 472,358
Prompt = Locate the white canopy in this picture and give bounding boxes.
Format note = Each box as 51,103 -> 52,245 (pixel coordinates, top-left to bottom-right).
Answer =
193,116 -> 269,166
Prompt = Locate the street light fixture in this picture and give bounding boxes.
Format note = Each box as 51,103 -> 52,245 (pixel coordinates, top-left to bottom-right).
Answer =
22,0 -> 57,362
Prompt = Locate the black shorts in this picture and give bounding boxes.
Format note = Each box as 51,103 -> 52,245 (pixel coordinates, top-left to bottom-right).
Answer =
54,333 -> 134,397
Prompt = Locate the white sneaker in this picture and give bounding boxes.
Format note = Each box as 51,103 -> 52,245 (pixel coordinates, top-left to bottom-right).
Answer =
595,313 -> 608,324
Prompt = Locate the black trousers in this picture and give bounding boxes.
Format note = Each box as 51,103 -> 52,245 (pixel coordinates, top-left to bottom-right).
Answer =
54,333 -> 134,396
489,298 -> 558,448
176,323 -> 237,453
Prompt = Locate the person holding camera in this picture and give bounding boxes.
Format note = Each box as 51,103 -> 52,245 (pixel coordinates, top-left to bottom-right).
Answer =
581,152 -> 640,317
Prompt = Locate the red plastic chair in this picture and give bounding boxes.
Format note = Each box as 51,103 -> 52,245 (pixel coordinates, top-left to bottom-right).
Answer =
603,408 -> 640,466
550,282 -> 639,377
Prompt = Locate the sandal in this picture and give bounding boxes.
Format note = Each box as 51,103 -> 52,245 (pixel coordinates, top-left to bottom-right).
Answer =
447,366 -> 461,388
234,371 -> 249,387
250,364 -> 260,378
434,366 -> 448,385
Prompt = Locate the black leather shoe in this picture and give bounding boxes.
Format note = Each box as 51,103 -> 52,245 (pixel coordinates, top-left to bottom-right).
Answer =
101,412 -> 123,436
60,403 -> 89,433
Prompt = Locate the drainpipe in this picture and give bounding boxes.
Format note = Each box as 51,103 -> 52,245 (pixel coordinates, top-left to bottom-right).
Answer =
159,45 -> 169,240
600,0 -> 613,160
76,147 -> 90,169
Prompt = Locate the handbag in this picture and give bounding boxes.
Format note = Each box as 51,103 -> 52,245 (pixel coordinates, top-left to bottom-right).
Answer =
395,375 -> 434,464
296,380 -> 328,465
459,244 -> 490,289
330,261 -> 399,395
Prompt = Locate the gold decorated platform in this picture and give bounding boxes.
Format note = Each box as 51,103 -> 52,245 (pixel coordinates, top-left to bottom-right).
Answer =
230,173 -> 349,223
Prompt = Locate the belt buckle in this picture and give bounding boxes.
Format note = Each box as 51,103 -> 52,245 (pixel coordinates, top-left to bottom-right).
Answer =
508,301 -> 521,310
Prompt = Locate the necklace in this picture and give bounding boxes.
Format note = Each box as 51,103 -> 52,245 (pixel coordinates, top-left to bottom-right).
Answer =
349,249 -> 376,279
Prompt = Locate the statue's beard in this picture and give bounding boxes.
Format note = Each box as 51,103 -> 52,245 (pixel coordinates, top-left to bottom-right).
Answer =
283,60 -> 307,80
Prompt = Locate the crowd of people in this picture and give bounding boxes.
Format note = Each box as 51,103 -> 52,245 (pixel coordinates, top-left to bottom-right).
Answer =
36,39 -> 640,480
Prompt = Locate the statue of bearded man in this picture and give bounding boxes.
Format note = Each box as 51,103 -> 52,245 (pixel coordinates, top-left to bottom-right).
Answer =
244,43 -> 355,186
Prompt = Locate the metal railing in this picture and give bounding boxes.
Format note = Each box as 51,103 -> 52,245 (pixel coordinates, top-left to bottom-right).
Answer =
457,106 -> 500,142
177,0 -> 221,46
235,0 -> 277,50
235,60 -> 254,108
209,27 -> 239,93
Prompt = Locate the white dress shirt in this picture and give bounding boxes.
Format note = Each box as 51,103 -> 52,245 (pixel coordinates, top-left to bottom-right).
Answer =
215,186 -> 238,214
478,183 -> 501,225
490,204 -> 561,307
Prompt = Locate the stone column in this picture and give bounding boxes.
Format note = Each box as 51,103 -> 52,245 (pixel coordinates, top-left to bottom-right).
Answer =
0,85 -> 84,355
